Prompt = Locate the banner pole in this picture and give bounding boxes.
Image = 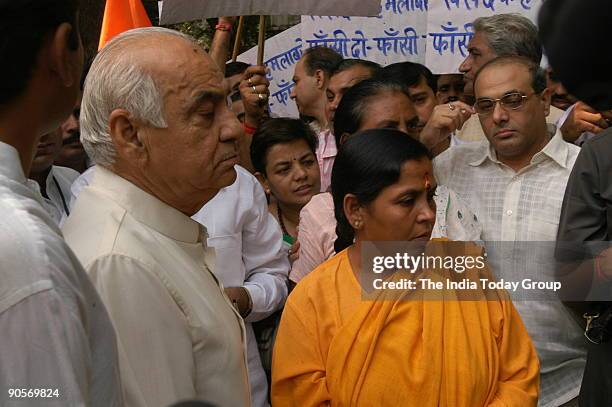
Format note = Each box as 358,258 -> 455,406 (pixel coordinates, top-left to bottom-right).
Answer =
257,15 -> 266,65
231,16 -> 245,62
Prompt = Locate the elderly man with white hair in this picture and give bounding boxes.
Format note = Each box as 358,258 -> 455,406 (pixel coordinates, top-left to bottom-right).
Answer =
62,27 -> 251,407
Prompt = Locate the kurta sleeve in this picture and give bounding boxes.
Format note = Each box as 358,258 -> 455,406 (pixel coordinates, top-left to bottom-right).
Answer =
291,208 -> 331,284
271,297 -> 330,407
291,194 -> 336,284
489,300 -> 540,406
0,290 -> 91,407
242,178 -> 290,322
86,255 -> 196,407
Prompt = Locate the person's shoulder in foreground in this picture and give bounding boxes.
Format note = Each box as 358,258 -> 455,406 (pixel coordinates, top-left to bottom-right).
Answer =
0,0 -> 121,404
0,160 -> 121,406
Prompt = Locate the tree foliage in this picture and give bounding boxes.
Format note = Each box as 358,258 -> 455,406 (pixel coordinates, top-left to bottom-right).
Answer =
164,16 -> 271,55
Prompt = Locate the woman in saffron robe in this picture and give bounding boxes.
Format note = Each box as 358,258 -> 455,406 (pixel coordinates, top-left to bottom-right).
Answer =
271,129 -> 540,407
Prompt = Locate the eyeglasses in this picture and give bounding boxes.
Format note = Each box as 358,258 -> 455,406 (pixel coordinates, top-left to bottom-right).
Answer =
474,92 -> 536,115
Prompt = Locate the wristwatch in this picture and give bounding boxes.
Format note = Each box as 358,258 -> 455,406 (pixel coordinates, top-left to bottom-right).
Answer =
232,287 -> 253,319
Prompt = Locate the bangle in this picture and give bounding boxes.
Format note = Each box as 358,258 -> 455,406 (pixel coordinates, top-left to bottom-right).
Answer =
240,287 -> 253,318
243,123 -> 257,135
215,22 -> 233,32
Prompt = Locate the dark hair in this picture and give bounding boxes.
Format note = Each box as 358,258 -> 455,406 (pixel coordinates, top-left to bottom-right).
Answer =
331,58 -> 381,77
474,55 -> 547,95
225,61 -> 250,78
0,0 -> 80,106
80,57 -> 93,91
380,62 -> 438,93
333,78 -> 408,146
301,46 -> 343,77
332,129 -> 432,252
250,118 -> 318,175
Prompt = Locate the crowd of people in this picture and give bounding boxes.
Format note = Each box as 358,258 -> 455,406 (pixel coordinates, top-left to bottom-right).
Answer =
1,0 -> 612,406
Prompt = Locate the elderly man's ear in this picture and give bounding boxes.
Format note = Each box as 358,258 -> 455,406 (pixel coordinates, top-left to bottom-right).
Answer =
109,109 -> 147,163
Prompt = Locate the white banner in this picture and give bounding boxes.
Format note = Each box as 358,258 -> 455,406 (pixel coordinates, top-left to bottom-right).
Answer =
159,0 -> 381,24
237,0 -> 543,116
425,0 -> 542,73
300,1 -> 428,66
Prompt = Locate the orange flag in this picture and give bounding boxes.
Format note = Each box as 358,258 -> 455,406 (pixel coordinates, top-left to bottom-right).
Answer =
99,0 -> 152,50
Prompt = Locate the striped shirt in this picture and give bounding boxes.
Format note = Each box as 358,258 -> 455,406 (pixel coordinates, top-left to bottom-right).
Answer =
434,126 -> 586,407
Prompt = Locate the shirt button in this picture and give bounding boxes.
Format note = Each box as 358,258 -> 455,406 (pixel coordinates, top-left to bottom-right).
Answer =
506,210 -> 513,216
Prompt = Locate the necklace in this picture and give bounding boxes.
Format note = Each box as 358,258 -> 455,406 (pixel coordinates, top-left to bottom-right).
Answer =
276,203 -> 293,238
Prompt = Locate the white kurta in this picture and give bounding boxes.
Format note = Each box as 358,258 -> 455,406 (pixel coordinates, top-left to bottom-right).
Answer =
193,165 -> 290,407
62,166 -> 251,407
0,142 -> 122,407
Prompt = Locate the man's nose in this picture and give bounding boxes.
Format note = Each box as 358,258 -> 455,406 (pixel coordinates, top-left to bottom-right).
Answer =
62,114 -> 79,133
219,107 -> 241,146
492,101 -> 509,124
458,57 -> 470,74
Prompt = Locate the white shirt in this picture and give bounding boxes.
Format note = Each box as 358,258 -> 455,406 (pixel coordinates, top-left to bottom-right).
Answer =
27,165 -> 79,225
68,166 -> 94,210
556,103 -> 598,146
62,166 -> 251,407
434,127 -> 586,407
193,165 -> 289,407
0,142 -> 122,407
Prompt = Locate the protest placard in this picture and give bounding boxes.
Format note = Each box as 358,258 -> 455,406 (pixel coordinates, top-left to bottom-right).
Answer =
237,0 -> 544,116
300,1 -> 428,66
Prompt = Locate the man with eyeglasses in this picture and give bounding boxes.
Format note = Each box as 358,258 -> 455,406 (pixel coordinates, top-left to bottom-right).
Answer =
434,56 -> 585,407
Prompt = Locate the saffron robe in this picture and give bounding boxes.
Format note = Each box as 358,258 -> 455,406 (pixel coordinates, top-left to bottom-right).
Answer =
272,243 -> 539,407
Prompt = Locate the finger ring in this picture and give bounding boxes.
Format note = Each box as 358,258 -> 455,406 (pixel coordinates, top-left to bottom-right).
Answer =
252,85 -> 257,93
448,103 -> 456,111
258,93 -> 265,101
247,77 -> 253,86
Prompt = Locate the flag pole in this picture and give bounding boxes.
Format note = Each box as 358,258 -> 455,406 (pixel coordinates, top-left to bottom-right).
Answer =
231,16 -> 245,62
257,15 -> 266,65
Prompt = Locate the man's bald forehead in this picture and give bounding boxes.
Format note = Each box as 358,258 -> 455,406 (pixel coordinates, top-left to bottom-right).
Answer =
102,30 -> 220,85
474,56 -> 537,94
100,28 -> 204,65
107,31 -> 207,64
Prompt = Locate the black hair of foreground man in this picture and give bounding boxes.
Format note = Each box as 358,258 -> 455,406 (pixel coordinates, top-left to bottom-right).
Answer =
0,0 -> 80,106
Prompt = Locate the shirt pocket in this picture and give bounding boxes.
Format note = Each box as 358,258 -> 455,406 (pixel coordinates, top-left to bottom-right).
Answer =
206,233 -> 245,285
527,217 -> 559,241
